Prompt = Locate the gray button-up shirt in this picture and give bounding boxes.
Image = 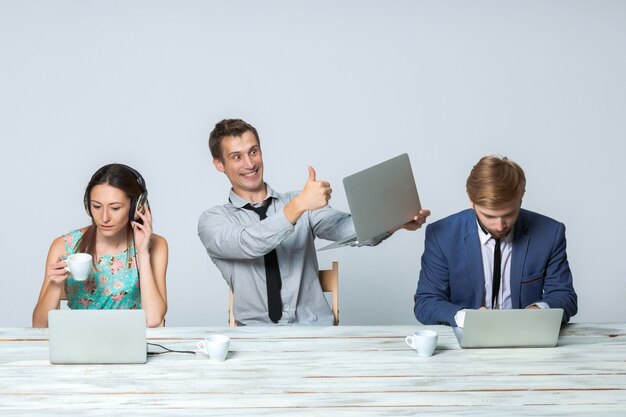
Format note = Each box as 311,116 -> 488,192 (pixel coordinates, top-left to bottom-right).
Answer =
198,184 -> 386,325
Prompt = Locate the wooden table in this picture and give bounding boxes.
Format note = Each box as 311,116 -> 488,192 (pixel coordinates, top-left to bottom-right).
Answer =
1,324 -> 625,416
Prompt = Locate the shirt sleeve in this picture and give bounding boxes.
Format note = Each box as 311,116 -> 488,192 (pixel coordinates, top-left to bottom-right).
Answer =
308,204 -> 355,241
308,204 -> 391,246
454,309 -> 466,328
198,206 -> 295,260
414,223 -> 467,326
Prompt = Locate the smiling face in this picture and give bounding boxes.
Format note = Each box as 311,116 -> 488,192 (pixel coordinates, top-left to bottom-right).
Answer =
472,197 -> 522,239
213,130 -> 266,202
89,184 -> 132,238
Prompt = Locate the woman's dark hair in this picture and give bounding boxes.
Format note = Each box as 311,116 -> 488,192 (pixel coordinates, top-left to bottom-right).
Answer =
77,164 -> 146,265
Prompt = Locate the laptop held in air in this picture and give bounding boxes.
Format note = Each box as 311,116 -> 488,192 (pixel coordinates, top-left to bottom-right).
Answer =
48,309 -> 147,364
453,308 -> 564,348
318,153 -> 422,251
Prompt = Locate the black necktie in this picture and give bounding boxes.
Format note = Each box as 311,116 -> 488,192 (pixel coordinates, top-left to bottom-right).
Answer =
242,201 -> 283,323
492,238 -> 501,308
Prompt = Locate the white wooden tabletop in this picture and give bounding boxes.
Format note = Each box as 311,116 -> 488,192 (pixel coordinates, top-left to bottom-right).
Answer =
1,324 -> 625,416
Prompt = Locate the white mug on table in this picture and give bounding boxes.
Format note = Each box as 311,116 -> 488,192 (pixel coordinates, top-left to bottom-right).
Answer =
197,335 -> 230,362
405,329 -> 438,357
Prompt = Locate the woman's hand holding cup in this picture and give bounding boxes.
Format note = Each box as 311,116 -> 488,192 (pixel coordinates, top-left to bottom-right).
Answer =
47,258 -> 71,285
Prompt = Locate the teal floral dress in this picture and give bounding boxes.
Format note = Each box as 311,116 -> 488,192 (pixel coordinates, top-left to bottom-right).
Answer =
63,229 -> 141,310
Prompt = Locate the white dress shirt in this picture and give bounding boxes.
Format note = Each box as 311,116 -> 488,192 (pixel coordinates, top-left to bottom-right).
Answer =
478,223 -> 513,310
454,220 -> 548,327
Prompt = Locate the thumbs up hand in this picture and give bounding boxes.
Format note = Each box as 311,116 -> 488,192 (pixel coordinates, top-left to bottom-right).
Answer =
306,165 -> 316,183
283,166 -> 333,225
298,166 -> 332,211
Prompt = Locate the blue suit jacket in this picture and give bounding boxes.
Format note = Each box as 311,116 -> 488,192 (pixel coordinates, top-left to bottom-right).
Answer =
414,208 -> 577,326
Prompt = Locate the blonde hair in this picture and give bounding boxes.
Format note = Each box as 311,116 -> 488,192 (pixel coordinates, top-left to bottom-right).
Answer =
466,155 -> 526,208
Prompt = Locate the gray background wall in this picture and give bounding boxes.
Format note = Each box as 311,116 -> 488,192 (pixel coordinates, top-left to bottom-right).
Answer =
1,0 -> 624,327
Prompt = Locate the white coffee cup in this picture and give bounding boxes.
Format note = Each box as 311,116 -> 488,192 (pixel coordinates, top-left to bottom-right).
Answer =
405,329 -> 438,357
197,335 -> 230,362
63,253 -> 93,281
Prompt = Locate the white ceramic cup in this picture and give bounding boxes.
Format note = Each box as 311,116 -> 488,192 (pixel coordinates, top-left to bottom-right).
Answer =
63,253 -> 93,281
405,329 -> 438,357
197,335 -> 230,362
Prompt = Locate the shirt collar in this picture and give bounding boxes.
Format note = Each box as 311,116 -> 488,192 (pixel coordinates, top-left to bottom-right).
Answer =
228,183 -> 278,208
475,219 -> 512,245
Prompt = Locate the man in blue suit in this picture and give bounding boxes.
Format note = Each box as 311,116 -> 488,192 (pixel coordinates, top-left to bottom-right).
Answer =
414,155 -> 577,327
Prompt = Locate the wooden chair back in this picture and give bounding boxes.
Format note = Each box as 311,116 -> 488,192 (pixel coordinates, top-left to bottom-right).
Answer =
319,261 -> 339,325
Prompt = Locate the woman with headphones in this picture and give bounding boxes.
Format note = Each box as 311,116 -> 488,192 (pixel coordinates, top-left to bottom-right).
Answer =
32,164 -> 168,328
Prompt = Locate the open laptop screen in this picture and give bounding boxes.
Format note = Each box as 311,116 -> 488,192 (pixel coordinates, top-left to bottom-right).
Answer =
318,153 -> 421,251
345,153 -> 421,242
454,308 -> 564,348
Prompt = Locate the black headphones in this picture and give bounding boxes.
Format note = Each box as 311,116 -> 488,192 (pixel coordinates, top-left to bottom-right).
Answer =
84,163 -> 148,223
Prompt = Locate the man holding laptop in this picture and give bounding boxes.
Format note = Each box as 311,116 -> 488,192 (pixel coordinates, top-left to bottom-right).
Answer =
414,155 -> 577,328
198,119 -> 430,326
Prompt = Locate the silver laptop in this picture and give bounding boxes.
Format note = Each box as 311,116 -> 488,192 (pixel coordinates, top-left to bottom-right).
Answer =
453,308 -> 564,348
48,310 -> 147,364
318,153 -> 421,251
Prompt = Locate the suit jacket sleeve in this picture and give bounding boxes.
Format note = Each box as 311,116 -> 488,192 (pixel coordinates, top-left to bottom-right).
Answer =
414,223 -> 467,326
534,222 -> 578,323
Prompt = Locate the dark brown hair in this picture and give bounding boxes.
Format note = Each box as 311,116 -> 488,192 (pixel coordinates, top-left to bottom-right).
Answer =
208,119 -> 260,161
78,164 -> 146,265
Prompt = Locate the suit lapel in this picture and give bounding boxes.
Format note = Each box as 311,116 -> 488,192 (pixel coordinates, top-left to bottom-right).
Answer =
511,210 -> 529,309
463,211 -> 485,307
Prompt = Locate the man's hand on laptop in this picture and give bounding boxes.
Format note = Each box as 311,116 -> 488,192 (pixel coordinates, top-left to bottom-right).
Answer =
455,306 -> 488,328
390,209 -> 431,233
457,304 -> 549,328
526,301 -> 549,309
